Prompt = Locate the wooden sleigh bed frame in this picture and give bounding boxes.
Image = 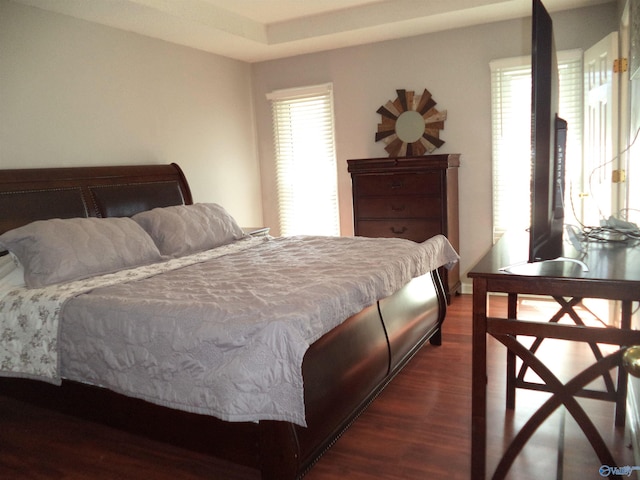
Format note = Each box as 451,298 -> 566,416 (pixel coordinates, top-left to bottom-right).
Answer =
0,163 -> 448,479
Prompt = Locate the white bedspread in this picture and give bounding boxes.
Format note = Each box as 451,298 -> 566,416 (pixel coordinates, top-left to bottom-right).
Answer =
0,239 -> 264,383
1,235 -> 458,426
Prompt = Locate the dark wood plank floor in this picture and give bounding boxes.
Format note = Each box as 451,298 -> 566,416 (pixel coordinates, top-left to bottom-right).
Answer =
0,294 -> 634,479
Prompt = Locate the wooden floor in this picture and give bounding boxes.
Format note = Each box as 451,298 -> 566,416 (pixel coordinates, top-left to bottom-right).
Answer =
0,294 -> 635,479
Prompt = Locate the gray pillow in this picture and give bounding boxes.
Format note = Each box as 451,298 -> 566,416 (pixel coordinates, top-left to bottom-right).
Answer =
132,203 -> 246,257
0,217 -> 163,288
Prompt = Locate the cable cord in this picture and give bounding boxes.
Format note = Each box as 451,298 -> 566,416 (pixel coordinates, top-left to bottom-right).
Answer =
568,126 -> 640,243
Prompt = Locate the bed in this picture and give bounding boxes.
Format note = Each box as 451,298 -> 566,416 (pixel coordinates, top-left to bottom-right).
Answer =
0,163 -> 458,479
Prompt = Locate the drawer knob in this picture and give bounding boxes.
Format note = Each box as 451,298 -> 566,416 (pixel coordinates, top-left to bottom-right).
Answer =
390,180 -> 404,189
390,226 -> 407,234
391,204 -> 405,212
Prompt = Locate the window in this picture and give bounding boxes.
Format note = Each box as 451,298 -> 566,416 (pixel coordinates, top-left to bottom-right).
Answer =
490,50 -> 583,242
267,83 -> 339,236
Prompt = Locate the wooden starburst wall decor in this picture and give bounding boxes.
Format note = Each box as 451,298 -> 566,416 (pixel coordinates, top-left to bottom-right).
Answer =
375,88 -> 447,157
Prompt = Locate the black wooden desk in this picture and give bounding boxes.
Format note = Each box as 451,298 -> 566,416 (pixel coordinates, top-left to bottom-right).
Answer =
469,231 -> 640,479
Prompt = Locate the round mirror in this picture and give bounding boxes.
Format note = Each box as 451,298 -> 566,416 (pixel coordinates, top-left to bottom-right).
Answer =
375,88 -> 447,157
395,111 -> 425,143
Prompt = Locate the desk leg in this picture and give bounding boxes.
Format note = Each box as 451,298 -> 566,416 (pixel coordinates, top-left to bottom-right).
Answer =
615,300 -> 632,427
506,293 -> 518,410
472,278 -> 488,479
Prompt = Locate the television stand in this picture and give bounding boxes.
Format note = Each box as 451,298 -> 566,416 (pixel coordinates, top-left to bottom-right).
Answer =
469,230 -> 640,479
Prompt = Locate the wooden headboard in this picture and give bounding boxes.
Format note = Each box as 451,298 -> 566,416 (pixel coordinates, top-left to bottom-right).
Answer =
0,163 -> 193,236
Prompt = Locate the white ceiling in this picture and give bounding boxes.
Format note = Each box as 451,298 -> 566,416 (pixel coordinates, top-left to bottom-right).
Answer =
12,0 -> 613,62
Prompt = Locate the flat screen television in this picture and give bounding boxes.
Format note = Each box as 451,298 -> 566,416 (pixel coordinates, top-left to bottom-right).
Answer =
528,0 -> 567,263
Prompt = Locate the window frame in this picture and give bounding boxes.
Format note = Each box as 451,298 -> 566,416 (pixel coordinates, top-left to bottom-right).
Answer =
267,83 -> 340,237
490,49 -> 583,243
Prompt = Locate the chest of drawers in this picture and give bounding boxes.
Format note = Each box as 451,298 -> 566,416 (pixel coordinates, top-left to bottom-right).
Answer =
347,154 -> 460,300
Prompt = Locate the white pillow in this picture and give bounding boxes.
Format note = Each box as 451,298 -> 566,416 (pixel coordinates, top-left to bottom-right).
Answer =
0,254 -> 26,298
0,217 -> 163,288
132,203 -> 246,257
0,253 -> 16,277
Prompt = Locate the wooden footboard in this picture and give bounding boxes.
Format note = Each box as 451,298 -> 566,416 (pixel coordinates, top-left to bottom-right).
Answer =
239,269 -> 449,480
260,269 -> 447,480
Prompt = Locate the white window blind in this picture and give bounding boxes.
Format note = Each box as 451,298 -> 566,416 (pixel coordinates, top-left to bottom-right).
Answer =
267,83 -> 340,236
490,50 -> 583,243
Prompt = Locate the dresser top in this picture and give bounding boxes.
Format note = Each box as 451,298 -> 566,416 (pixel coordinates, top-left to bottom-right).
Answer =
347,154 -> 460,173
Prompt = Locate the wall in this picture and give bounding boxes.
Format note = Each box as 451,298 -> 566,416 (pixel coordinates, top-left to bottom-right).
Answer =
252,2 -> 618,289
0,0 -> 263,227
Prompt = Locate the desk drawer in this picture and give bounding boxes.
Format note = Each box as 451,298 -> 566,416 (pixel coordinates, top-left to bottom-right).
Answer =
354,173 -> 440,196
356,195 -> 441,219
355,219 -> 441,242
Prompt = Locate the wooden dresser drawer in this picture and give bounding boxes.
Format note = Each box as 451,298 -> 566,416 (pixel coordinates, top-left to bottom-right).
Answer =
354,173 -> 440,196
355,219 -> 442,243
356,195 -> 441,219
348,154 -> 461,301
